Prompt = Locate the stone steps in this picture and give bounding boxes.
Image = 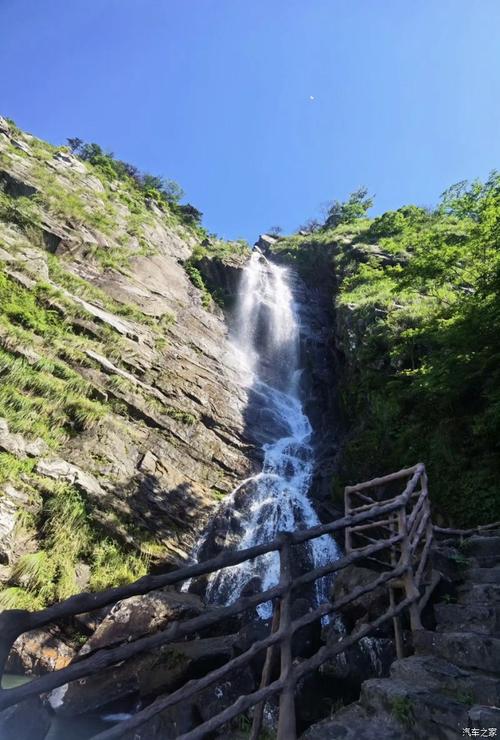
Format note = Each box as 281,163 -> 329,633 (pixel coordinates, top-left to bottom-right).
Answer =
462,536 -> 500,568
464,567 -> 500,584
414,630 -> 500,673
457,583 -> 500,605
391,655 -> 500,706
301,542 -> 500,739
360,676 -> 468,739
301,701 -> 411,740
435,602 -> 500,635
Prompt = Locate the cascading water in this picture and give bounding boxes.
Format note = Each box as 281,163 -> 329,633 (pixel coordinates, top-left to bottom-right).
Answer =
187,250 -> 341,615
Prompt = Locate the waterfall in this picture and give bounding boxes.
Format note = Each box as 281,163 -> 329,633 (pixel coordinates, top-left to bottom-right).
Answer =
187,250 -> 341,616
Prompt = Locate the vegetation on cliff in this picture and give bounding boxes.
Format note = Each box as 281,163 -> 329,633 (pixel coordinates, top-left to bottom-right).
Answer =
0,117 -> 251,610
273,175 -> 500,526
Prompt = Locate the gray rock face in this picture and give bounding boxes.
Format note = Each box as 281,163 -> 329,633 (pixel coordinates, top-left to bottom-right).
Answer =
0,418 -> 48,459
0,120 -> 258,586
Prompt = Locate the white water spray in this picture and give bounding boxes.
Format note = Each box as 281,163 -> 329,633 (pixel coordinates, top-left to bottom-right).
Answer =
189,250 -> 340,615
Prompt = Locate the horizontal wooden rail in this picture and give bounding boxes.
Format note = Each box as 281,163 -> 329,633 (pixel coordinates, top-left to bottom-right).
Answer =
434,520 -> 500,536
345,464 -> 422,494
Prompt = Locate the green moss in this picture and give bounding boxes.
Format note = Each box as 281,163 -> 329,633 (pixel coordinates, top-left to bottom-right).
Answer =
211,487 -> 228,501
390,696 -> 414,727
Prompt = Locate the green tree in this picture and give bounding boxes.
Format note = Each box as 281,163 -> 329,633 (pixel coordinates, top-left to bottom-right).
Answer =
323,187 -> 373,229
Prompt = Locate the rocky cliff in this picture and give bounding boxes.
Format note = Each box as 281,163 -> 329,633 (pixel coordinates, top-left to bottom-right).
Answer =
0,117 -> 255,609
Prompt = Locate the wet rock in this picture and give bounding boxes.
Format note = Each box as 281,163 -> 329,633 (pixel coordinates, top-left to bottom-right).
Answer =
292,598 -> 322,659
321,632 -> 395,685
196,252 -> 248,308
193,665 -> 255,723
118,666 -> 256,740
0,696 -> 51,740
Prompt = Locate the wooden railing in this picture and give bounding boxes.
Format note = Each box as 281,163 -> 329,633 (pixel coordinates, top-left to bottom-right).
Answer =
345,462 -> 436,660
0,463 -> 434,739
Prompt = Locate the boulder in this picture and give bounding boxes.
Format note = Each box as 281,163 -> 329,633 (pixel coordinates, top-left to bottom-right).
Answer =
331,563 -> 390,633
7,626 -> 76,675
321,632 -> 395,685
78,589 -> 204,655
50,589 -> 212,716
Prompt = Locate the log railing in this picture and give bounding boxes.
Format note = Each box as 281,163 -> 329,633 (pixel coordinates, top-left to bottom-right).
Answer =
0,463 -> 435,739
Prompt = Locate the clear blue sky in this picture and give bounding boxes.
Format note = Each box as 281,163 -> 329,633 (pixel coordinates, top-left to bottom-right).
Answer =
2,0 -> 500,242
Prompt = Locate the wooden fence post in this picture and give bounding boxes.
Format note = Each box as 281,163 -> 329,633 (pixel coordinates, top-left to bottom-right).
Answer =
389,513 -> 404,659
277,533 -> 296,740
250,600 -> 280,740
398,504 -> 422,633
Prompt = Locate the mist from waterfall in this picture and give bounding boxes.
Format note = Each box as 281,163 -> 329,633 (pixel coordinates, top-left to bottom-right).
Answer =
189,249 -> 340,615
